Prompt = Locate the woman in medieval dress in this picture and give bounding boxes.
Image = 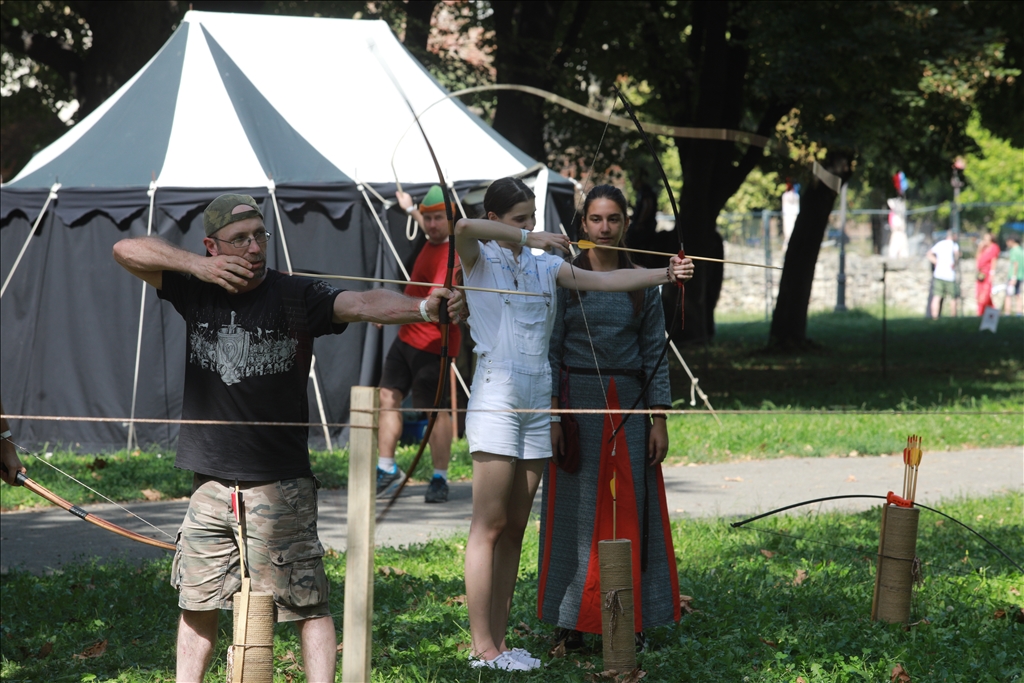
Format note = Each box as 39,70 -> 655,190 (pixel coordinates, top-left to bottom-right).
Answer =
453,178 -> 692,671
540,184 -> 681,652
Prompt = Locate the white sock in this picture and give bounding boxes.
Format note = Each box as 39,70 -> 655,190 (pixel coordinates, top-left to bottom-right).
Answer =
433,469 -> 447,480
379,457 -> 397,472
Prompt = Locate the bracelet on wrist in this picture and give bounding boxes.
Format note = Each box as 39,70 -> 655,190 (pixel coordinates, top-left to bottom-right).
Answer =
550,415 -> 561,423
405,205 -> 416,215
418,298 -> 432,322
650,413 -> 667,421
519,228 -> 529,246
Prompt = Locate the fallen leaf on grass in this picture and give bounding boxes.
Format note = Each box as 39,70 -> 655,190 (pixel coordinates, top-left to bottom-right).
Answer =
445,594 -> 467,606
760,637 -> 777,648
793,569 -> 808,586
36,642 -> 53,659
548,640 -> 566,659
934,520 -> 944,527
456,642 -> 472,652
797,677 -> 807,683
760,549 -> 775,559
906,618 -> 931,627
1010,587 -> 1021,596
72,639 -> 107,659
378,566 -> 407,577
573,659 -> 596,670
278,649 -> 303,672
585,668 -> 647,681
994,609 -> 1007,619
891,664 -> 912,682
140,489 -> 162,501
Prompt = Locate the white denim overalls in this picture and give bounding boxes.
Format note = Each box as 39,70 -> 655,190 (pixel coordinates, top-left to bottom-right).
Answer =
463,241 -> 559,459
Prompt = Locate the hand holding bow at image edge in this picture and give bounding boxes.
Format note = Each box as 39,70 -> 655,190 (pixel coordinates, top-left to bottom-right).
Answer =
0,400 -> 25,486
425,287 -> 467,324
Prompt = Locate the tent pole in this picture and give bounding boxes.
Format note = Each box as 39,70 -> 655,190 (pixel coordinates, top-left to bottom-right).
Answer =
1,182 -> 60,299
358,183 -> 410,281
127,181 -> 158,452
269,182 -> 333,450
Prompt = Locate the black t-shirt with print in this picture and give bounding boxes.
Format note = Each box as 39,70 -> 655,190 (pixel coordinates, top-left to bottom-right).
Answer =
158,269 -> 346,480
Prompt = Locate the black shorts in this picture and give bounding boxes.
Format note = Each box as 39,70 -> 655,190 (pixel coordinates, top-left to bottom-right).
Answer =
380,338 -> 443,409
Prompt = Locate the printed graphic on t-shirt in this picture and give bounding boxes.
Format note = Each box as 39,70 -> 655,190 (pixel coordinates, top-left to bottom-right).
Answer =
189,310 -> 298,386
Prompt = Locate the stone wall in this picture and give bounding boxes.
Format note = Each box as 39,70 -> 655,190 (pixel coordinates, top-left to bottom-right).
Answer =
718,241 -> 994,317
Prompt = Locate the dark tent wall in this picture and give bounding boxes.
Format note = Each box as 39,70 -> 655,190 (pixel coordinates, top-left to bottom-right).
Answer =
1,177 -> 578,453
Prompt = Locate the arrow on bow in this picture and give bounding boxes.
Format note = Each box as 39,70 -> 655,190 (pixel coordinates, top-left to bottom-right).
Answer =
371,40 -> 458,523
2,462 -> 176,551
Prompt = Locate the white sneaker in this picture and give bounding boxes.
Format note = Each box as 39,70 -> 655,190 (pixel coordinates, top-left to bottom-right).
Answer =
469,651 -> 532,671
509,648 -> 542,669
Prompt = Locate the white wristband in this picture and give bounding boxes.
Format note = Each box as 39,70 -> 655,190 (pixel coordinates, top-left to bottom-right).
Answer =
419,298 -> 432,322
549,416 -> 561,423
519,228 -> 529,246
0,430 -> 11,440
405,205 -> 416,215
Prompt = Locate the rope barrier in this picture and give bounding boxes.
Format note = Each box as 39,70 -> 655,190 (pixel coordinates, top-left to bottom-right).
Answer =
2,408 -> 1016,430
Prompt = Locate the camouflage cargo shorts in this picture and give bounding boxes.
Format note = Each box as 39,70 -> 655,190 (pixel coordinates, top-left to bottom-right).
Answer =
170,474 -> 329,622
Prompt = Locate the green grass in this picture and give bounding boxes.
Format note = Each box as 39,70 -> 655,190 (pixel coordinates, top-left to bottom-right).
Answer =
2,494 -> 1020,682
2,311 -> 1019,511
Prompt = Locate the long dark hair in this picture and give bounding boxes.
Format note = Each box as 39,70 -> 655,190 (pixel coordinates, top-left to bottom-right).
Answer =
571,184 -> 643,317
484,177 -> 535,218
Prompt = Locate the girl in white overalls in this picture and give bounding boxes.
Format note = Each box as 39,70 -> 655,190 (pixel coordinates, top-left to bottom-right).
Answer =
454,177 -> 694,671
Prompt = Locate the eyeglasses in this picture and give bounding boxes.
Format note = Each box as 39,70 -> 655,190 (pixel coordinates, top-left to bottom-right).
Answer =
211,230 -> 272,249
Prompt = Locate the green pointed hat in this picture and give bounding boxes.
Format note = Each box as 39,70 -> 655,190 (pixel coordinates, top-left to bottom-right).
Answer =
419,185 -> 446,213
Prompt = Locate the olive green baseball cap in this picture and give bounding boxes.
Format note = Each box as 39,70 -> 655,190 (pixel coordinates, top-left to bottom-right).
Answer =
203,194 -> 264,237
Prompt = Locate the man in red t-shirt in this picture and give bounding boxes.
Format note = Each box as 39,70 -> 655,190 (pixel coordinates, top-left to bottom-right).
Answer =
377,185 -> 461,503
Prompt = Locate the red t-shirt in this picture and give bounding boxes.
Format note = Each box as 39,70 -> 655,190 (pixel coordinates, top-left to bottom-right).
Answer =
398,240 -> 461,355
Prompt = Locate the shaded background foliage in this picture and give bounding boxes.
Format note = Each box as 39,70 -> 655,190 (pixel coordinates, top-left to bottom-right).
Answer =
2,0 -> 1020,346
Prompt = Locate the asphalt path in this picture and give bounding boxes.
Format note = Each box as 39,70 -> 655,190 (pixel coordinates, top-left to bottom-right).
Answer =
1,446 -> 1020,575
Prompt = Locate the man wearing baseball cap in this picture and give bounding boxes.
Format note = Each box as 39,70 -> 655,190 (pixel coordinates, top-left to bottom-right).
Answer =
113,193 -> 466,682
376,186 -> 460,503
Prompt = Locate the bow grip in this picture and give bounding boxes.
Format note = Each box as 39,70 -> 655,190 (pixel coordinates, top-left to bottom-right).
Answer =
886,491 -> 913,508
438,295 -> 450,326
676,249 -> 686,289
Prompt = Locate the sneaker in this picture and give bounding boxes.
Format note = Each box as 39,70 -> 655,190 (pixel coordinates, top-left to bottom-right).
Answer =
469,651 -> 531,671
509,648 -> 542,669
375,466 -> 406,498
424,475 -> 449,503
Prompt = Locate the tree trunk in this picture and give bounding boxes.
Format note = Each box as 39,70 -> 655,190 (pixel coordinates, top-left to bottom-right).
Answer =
402,1 -> 437,61
768,154 -> 852,349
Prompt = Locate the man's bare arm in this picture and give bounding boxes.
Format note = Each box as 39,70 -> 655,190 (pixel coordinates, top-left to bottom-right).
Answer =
332,287 -> 465,325
113,236 -> 254,293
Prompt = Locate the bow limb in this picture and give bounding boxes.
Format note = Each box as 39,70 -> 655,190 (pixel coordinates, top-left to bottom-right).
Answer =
608,85 -> 684,441
375,62 -> 457,523
731,494 -> 1023,574
11,470 -> 176,551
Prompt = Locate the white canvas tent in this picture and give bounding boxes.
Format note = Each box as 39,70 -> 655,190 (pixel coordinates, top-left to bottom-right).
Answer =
0,11 -> 575,450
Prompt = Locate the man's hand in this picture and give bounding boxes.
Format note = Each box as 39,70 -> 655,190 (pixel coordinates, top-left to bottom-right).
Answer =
396,191 -> 414,212
423,288 -> 468,325
193,255 -> 255,294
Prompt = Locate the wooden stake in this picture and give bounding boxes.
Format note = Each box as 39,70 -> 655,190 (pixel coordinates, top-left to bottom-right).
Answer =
232,487 -> 250,683
343,387 -> 379,683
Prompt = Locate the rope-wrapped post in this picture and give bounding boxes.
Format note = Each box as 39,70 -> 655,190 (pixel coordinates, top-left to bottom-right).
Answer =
872,505 -> 920,623
227,592 -> 275,683
599,539 -> 636,673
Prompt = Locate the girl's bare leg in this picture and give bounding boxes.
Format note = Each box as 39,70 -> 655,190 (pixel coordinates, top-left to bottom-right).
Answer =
489,459 -> 545,650
465,452 -> 517,660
